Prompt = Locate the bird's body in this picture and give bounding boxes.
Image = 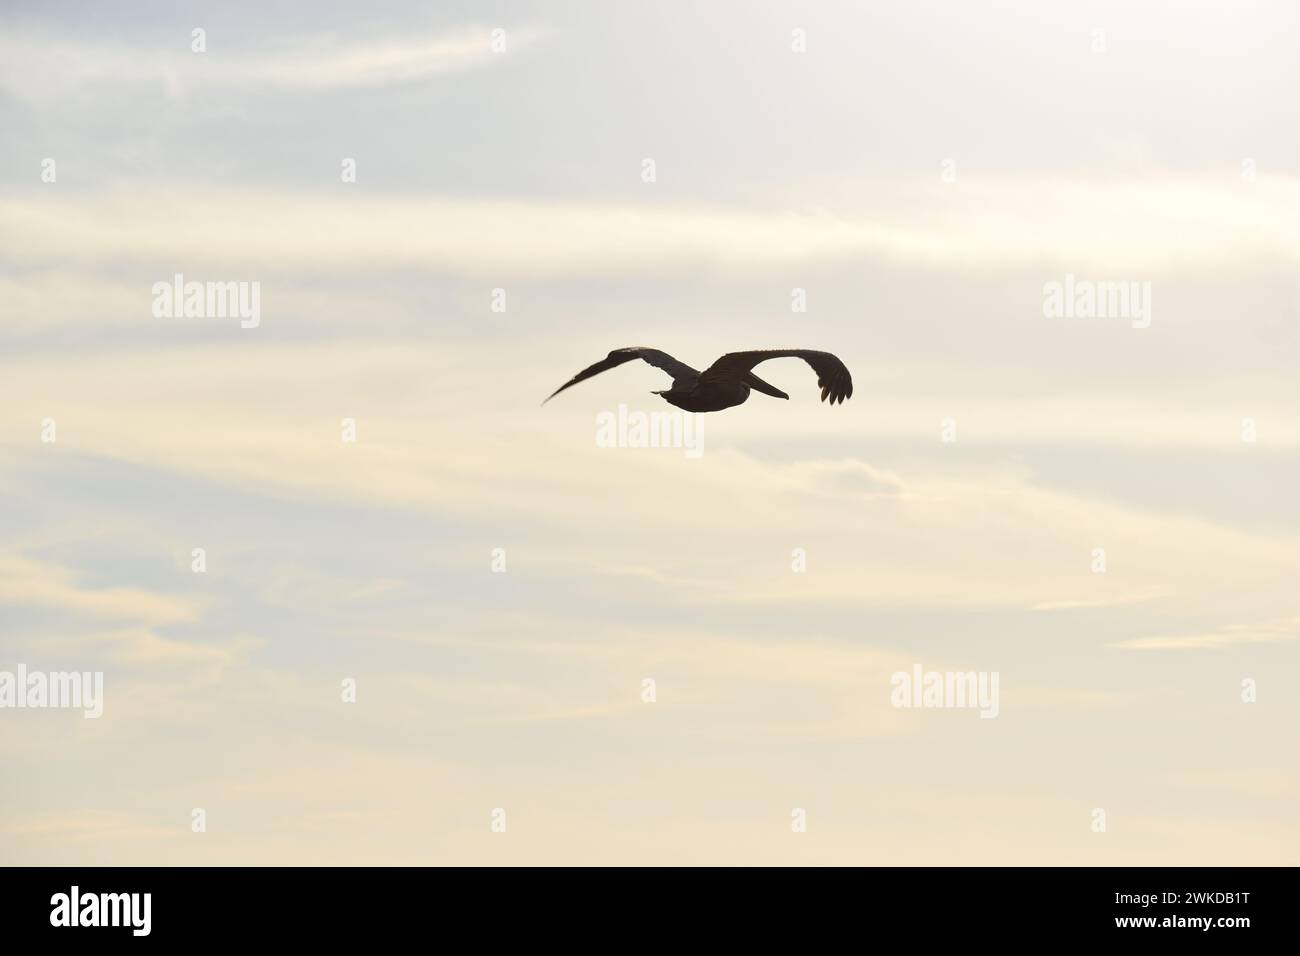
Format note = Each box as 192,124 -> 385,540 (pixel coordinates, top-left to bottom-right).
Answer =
543,347 -> 853,412
655,379 -> 750,413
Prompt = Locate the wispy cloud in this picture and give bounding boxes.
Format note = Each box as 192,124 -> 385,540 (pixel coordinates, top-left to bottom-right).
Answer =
0,553 -> 202,626
239,32 -> 535,90
4,176 -> 1300,281
1033,589 -> 1169,611
1109,616 -> 1300,650
0,25 -> 542,100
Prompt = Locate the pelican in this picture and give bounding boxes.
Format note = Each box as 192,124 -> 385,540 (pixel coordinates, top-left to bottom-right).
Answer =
543,347 -> 853,413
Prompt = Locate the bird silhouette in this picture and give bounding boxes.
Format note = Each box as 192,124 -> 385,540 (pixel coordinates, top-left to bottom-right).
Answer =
543,347 -> 853,413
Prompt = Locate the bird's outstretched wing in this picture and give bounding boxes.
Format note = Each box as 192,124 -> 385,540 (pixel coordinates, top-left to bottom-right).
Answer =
700,350 -> 853,405
543,347 -> 699,405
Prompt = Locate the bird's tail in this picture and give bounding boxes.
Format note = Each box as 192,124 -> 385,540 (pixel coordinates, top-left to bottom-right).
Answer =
745,372 -> 789,400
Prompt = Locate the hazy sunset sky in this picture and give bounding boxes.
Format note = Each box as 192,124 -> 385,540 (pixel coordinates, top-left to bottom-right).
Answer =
2,1 -> 1298,864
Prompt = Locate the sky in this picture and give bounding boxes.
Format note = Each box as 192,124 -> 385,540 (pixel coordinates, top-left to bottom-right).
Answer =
1,0 -> 1298,865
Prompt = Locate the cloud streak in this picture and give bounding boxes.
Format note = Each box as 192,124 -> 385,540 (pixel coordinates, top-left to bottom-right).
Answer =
4,176 -> 1300,281
0,25 -> 540,100
1109,616 -> 1300,650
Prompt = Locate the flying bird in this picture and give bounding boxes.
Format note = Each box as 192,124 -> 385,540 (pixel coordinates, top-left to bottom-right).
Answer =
543,347 -> 853,413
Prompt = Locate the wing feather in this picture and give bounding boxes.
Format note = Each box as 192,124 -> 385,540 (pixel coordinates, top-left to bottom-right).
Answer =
699,350 -> 853,405
542,347 -> 698,405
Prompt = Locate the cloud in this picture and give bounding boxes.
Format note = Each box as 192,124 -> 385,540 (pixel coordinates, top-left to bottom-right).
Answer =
0,553 -> 202,626
794,459 -> 910,499
1108,616 -> 1300,650
4,176 -> 1300,282
0,809 -> 177,844
257,566 -> 408,609
0,271 -> 146,333
2,337 -> 1296,625
4,625 -> 257,668
237,33 -> 530,90
1167,767 -> 1300,799
0,25 -> 539,101
0,187 -> 934,278
1033,589 -> 1169,611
